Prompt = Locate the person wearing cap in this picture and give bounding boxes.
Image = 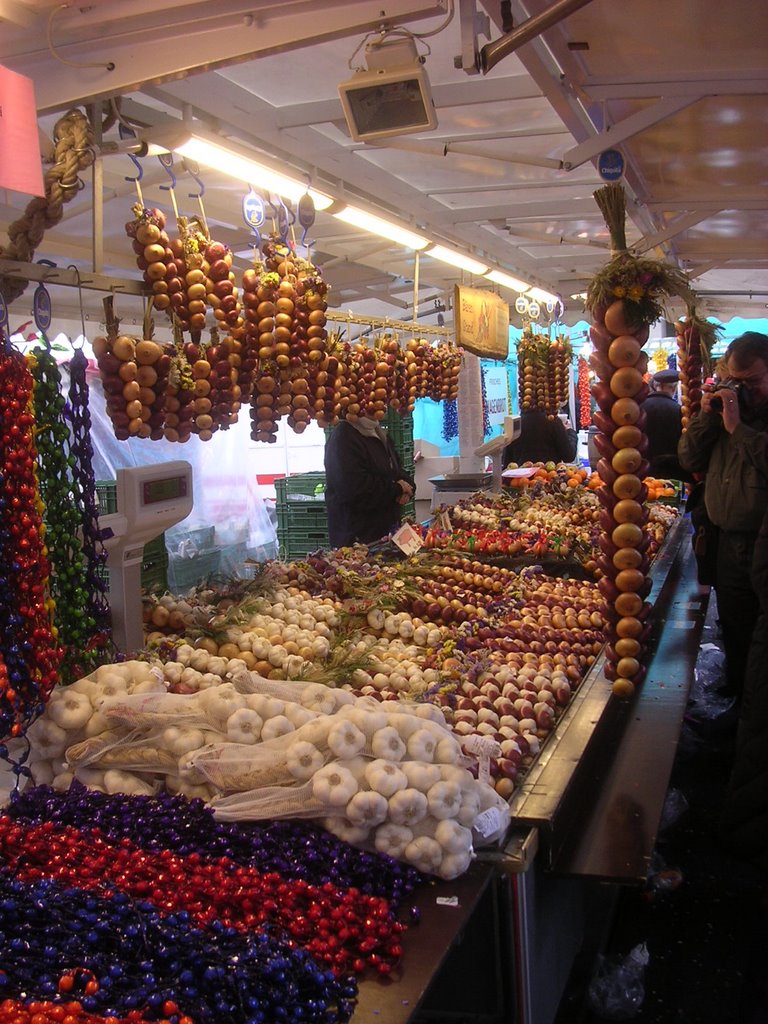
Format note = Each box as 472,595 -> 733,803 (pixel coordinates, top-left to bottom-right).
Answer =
644,368 -> 686,479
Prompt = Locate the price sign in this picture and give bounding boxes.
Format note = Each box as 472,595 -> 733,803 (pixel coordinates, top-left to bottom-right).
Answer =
33,283 -> 52,333
242,190 -> 265,230
598,148 -> 625,182
298,193 -> 316,230
391,522 -> 423,555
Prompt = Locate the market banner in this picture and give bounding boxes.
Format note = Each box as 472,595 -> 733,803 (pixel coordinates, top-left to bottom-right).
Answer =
0,65 -> 45,197
454,284 -> 509,359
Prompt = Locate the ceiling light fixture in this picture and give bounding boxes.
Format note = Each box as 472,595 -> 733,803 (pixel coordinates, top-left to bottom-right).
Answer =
427,244 -> 488,275
143,127 -> 334,210
527,286 -> 560,304
485,269 -> 530,292
338,34 -> 438,142
331,203 -> 429,250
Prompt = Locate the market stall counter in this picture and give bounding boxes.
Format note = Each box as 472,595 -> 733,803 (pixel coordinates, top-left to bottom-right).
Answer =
484,514 -> 710,1024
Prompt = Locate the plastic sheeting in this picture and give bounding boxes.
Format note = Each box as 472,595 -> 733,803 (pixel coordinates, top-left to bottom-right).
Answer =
83,365 -> 278,566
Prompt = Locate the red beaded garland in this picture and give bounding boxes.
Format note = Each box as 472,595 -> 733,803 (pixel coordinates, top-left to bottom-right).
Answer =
0,345 -> 62,735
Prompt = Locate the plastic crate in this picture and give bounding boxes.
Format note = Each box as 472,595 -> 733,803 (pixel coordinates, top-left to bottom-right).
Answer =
167,549 -> 222,593
141,534 -> 168,592
96,480 -> 117,515
275,473 -> 326,503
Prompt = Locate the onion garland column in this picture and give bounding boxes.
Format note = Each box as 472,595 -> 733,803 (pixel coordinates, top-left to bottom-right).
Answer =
585,184 -> 694,698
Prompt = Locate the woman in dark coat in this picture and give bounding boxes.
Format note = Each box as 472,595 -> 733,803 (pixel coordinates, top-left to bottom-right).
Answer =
324,416 -> 414,547
719,504 -> 768,870
502,407 -> 578,466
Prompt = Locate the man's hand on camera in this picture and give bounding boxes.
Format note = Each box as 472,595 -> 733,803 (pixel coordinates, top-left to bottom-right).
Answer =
718,388 -> 742,433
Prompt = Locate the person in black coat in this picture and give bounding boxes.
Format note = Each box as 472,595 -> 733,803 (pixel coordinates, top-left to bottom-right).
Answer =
644,369 -> 688,479
324,416 -> 414,547
503,407 -> 578,466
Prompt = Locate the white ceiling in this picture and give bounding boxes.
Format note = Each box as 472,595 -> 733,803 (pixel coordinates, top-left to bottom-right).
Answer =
1,0 -> 766,331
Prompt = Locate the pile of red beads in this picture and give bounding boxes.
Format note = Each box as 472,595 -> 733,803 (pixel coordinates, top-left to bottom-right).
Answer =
0,813 -> 408,976
0,999 -> 187,1024
9,783 -> 423,906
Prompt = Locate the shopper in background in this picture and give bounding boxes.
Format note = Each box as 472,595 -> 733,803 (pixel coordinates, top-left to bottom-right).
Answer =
719,502 -> 768,870
678,331 -> 768,699
644,369 -> 688,480
324,416 -> 414,547
503,407 -> 578,466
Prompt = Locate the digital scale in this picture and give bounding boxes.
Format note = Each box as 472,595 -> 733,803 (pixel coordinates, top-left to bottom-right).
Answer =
429,416 -> 521,509
99,461 -> 194,654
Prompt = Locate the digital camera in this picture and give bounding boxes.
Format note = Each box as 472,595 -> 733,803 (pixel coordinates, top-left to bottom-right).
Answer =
710,379 -> 744,411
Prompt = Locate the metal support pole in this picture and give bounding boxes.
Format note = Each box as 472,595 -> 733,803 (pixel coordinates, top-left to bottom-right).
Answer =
481,0 -> 596,72
89,101 -> 104,274
413,249 -> 420,324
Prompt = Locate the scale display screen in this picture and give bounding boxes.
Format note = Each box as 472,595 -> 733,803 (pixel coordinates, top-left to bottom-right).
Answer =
142,476 -> 188,505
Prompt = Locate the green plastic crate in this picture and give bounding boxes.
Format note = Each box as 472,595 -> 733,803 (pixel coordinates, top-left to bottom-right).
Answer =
96,480 -> 117,515
167,549 -> 222,593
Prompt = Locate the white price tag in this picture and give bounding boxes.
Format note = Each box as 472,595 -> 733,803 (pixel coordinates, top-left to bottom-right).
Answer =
439,511 -> 453,532
473,806 -> 508,840
462,734 -> 502,759
392,523 -> 423,555
436,896 -> 459,907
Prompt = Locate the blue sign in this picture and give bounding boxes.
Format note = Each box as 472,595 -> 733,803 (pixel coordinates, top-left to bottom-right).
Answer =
0,293 -> 8,333
598,149 -> 625,182
33,283 -> 52,332
242,190 -> 265,230
298,193 -> 316,230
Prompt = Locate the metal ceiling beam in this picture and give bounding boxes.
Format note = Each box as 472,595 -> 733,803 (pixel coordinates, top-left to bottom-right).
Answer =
274,75 -> 543,128
561,96 -> 700,170
6,0 -> 445,113
583,75 -> 768,101
636,212 -> 722,254
431,196 -> 600,223
368,137 -> 563,170
645,199 -> 768,212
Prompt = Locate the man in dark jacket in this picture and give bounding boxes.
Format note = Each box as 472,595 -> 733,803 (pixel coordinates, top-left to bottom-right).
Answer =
324,416 -> 414,547
644,369 -> 687,479
678,331 -> 768,698
503,407 -> 578,466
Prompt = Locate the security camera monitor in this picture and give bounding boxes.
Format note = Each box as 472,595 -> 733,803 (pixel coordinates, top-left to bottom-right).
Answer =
339,66 -> 438,142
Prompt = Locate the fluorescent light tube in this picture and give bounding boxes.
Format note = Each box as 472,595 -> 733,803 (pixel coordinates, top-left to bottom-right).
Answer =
486,269 -> 530,292
527,286 -> 559,304
332,204 -> 429,249
156,132 -> 333,211
427,244 -> 488,275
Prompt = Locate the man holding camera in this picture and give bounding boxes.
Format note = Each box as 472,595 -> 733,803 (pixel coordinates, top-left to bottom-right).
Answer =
678,331 -> 768,699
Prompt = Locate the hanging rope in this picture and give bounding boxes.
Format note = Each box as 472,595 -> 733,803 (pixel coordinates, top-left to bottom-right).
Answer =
0,109 -> 95,305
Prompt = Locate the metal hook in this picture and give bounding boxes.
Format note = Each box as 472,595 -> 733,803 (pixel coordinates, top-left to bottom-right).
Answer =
158,152 -> 177,192
182,158 -> 205,200
66,264 -> 87,347
118,122 -> 144,187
